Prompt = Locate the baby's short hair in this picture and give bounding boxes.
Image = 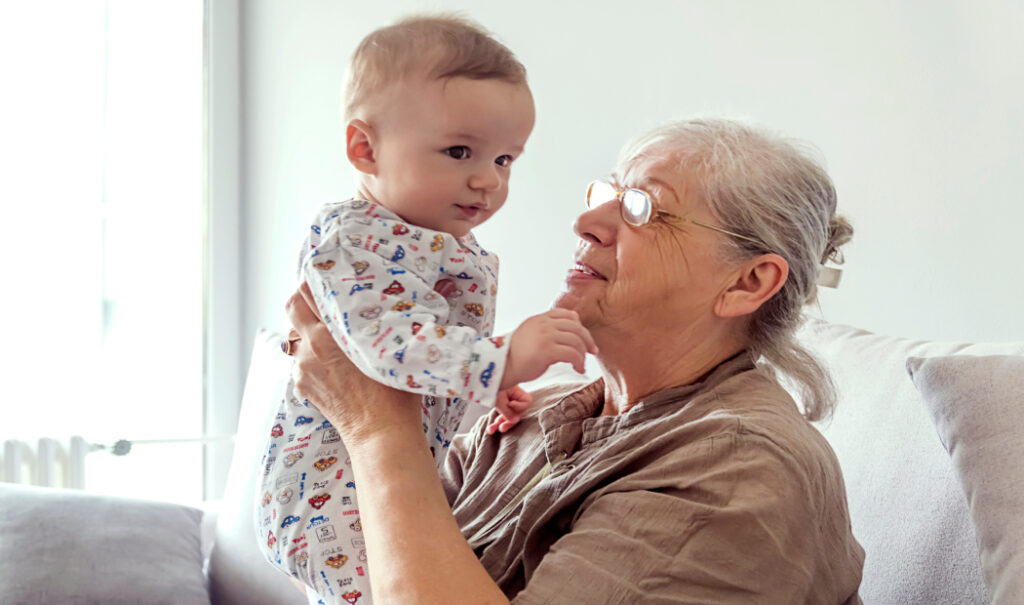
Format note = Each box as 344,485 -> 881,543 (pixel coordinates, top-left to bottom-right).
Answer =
342,14 -> 528,121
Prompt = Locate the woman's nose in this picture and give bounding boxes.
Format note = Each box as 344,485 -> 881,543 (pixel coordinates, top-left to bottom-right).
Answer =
573,199 -> 619,246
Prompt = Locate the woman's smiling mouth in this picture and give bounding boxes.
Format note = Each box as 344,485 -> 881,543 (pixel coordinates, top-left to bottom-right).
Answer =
570,261 -> 605,280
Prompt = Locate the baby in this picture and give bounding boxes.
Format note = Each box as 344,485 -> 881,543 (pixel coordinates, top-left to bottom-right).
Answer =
256,15 -> 595,605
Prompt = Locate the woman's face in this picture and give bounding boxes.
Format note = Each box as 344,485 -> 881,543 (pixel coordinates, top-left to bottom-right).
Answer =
554,158 -> 739,338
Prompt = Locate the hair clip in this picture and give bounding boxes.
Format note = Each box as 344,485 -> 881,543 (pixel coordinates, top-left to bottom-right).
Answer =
817,266 -> 842,288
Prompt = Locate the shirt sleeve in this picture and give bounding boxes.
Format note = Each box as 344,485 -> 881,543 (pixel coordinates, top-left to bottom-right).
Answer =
300,203 -> 508,407
513,434 -> 844,604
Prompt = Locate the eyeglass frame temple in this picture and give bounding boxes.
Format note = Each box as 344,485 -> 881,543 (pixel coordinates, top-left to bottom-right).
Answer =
657,211 -> 769,248
593,183 -> 843,287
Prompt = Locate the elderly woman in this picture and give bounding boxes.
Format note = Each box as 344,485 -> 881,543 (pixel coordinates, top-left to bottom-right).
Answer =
285,118 -> 865,604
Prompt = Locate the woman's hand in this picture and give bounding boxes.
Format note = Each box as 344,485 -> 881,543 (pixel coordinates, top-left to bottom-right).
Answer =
285,281 -> 419,447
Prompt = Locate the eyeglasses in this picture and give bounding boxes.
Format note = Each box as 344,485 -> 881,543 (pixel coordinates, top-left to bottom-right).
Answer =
585,180 -> 769,249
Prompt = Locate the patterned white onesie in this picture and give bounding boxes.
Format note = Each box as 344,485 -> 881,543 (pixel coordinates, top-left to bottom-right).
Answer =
256,199 -> 508,605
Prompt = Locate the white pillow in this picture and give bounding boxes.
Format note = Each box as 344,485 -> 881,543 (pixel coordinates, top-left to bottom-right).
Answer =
208,330 -> 305,604
794,318 -> 1024,604
907,354 -> 1024,605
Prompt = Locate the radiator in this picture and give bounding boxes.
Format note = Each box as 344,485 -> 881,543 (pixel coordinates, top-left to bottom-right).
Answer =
1,436 -> 93,489
1,435 -> 235,490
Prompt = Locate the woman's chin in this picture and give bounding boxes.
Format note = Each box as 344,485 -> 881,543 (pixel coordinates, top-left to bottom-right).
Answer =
552,289 -> 593,321
552,288 -> 579,311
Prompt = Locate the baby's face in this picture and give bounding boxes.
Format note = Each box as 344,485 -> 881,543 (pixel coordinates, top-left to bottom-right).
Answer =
367,76 -> 535,238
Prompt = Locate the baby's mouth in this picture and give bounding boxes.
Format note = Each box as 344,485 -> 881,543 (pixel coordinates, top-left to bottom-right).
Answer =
455,204 -> 484,219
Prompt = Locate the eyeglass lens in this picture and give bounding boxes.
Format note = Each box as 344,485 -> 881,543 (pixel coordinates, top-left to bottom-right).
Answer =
587,181 -> 615,208
620,189 -> 651,226
587,181 -> 653,226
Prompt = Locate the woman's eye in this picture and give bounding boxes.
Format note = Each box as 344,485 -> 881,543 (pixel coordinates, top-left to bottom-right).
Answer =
653,211 -> 684,230
445,146 -> 470,160
495,154 -> 514,167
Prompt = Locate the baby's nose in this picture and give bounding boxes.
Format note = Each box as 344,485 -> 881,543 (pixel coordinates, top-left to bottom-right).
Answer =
469,165 -> 501,191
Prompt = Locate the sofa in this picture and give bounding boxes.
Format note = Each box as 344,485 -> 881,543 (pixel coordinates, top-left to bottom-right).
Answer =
1,320 -> 1021,604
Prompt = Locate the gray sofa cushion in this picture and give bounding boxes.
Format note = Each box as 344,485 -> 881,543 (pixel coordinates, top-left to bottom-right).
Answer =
0,483 -> 209,605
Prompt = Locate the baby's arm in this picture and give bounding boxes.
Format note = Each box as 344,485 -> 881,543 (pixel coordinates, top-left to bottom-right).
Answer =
486,309 -> 598,434
302,207 -> 510,405
300,202 -> 597,420
499,309 -> 598,390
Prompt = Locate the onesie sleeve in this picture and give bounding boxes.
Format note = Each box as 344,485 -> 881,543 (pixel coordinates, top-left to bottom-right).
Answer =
300,201 -> 508,407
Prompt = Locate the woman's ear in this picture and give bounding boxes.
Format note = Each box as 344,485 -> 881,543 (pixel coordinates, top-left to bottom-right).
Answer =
714,253 -> 789,318
346,119 -> 377,175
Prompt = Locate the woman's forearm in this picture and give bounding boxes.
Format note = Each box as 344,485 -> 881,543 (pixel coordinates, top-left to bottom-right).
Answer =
345,406 -> 509,605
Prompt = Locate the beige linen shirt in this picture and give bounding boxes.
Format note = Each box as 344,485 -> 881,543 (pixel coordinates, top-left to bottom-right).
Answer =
440,353 -> 864,604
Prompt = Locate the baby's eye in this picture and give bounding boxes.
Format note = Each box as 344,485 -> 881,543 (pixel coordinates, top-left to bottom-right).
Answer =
495,155 -> 514,167
445,146 -> 470,160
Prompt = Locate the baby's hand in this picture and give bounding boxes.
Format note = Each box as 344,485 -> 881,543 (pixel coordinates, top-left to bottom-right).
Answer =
487,385 -> 532,435
498,309 -> 598,391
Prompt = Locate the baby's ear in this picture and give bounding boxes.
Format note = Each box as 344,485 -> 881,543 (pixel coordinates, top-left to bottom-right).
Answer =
346,119 -> 377,174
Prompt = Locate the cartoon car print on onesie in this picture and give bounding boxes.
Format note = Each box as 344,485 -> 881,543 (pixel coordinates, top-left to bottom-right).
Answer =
313,456 -> 338,471
382,280 -> 404,295
308,494 -> 331,509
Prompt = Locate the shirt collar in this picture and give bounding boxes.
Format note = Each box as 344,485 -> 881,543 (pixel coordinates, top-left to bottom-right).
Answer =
537,351 -> 757,453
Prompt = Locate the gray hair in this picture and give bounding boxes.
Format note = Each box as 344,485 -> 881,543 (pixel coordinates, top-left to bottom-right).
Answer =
617,118 -> 853,422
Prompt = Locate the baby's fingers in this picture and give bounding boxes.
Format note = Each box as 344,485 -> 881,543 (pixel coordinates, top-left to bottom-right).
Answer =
569,321 -> 598,355
551,315 -> 598,355
507,398 -> 531,414
486,411 -> 521,435
497,417 -> 520,433
505,385 -> 533,410
548,343 -> 587,374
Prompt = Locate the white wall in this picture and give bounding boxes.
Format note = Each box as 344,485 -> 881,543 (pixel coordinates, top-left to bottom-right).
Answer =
238,0 -> 1024,360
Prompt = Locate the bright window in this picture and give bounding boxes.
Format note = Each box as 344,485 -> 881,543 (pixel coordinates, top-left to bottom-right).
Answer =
0,1 -> 206,504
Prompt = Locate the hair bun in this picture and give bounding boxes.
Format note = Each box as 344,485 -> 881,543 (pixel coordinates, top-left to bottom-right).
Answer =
822,214 -> 853,265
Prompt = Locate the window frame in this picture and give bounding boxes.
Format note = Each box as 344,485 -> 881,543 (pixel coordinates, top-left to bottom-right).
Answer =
203,0 -> 243,501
